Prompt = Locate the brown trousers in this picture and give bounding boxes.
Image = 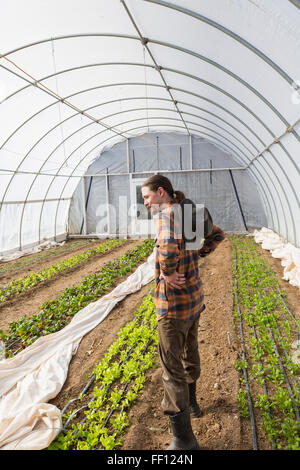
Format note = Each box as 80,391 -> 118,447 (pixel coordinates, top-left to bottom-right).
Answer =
158,315 -> 200,415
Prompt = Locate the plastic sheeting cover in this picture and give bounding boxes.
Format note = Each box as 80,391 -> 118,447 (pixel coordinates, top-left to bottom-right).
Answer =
252,227 -> 300,288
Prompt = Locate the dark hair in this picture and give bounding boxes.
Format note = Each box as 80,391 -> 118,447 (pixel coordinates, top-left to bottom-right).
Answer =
142,175 -> 186,203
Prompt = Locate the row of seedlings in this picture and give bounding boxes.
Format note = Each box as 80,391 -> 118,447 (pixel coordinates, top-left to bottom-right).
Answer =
0,239 -> 102,278
0,239 -> 129,303
48,291 -> 159,450
1,239 -> 155,358
230,235 -> 300,450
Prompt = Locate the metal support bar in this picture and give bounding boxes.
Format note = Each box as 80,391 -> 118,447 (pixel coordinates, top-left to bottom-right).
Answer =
80,176 -> 93,235
53,123 -> 276,238
1,198 -> 71,204
179,146 -> 182,170
80,177 -> 87,236
144,0 -> 300,90
105,174 -> 110,235
229,169 -> 248,231
120,1 -> 191,135
189,134 -> 193,169
126,138 -> 130,173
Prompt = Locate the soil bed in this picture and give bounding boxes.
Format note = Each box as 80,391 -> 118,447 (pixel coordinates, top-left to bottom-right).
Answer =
0,239 -> 139,333
0,239 -> 104,285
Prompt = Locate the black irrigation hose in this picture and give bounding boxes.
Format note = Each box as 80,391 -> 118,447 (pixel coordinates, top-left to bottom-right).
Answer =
243,246 -> 300,401
60,316 -> 156,434
240,257 -> 276,449
88,336 -> 155,450
242,245 -> 300,428
234,250 -> 258,450
61,316 -> 150,418
261,287 -> 300,401
256,289 -> 300,426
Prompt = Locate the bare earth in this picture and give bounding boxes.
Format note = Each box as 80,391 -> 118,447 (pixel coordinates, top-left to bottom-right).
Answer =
0,239 -> 139,332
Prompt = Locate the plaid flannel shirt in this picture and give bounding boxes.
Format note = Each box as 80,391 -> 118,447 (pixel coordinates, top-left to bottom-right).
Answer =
154,201 -> 225,321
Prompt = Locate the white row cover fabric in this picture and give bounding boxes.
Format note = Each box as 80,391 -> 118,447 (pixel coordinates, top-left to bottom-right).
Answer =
0,240 -> 65,264
0,250 -> 155,450
252,227 -> 300,288
0,0 -> 299,252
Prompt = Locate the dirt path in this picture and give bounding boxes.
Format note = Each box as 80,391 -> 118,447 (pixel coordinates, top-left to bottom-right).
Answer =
0,239 -> 141,332
50,236 -> 250,450
120,236 -> 247,450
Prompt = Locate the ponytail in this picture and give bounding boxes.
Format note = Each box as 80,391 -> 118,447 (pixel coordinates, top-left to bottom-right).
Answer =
173,190 -> 186,203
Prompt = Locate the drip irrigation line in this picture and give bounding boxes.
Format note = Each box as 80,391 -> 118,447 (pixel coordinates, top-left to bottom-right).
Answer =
246,245 -> 300,423
234,249 -> 258,450
60,313 -> 156,434
244,244 -> 300,403
89,336 -> 155,450
245,241 -> 300,332
257,288 -> 300,417
240,255 -> 276,449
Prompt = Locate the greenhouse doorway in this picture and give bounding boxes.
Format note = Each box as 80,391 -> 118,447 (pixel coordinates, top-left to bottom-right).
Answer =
130,178 -> 156,237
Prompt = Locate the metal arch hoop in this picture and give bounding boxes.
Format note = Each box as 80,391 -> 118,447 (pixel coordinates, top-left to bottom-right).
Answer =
144,0 -> 300,88
1,61 -> 298,237
0,83 -> 290,246
0,82 -> 294,246
1,64 -> 298,233
26,111 -> 284,243
1,69 -> 294,246
49,124 -> 275,243
15,100 -> 274,246
1,81 -> 281,248
46,119 -> 279,240
1,33 -> 298,143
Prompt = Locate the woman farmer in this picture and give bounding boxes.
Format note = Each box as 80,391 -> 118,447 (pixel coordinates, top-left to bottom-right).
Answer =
141,175 -> 225,451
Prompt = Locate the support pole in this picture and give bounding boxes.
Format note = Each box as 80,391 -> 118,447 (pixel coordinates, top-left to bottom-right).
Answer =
81,177 -> 87,235
126,138 -> 130,173
189,134 -> 193,169
229,169 -> 248,231
105,173 -> 110,235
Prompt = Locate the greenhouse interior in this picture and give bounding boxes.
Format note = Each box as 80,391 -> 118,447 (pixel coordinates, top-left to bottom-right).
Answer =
0,0 -> 299,453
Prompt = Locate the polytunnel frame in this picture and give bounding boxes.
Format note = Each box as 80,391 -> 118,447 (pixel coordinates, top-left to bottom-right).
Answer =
50,116 -> 275,238
1,83 -> 279,246
51,123 -> 273,241
1,64 -> 296,247
0,14 -> 298,247
0,79 -> 293,248
0,81 -> 279,247
2,71 -> 286,248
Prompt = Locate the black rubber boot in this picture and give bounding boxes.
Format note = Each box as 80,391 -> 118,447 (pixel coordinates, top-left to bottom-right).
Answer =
167,408 -> 200,450
188,382 -> 203,418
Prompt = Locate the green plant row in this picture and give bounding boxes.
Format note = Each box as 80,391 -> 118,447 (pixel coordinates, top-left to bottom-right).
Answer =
48,292 -> 159,450
0,239 -> 97,278
0,239 -> 128,303
1,239 -> 155,358
229,235 -> 300,450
